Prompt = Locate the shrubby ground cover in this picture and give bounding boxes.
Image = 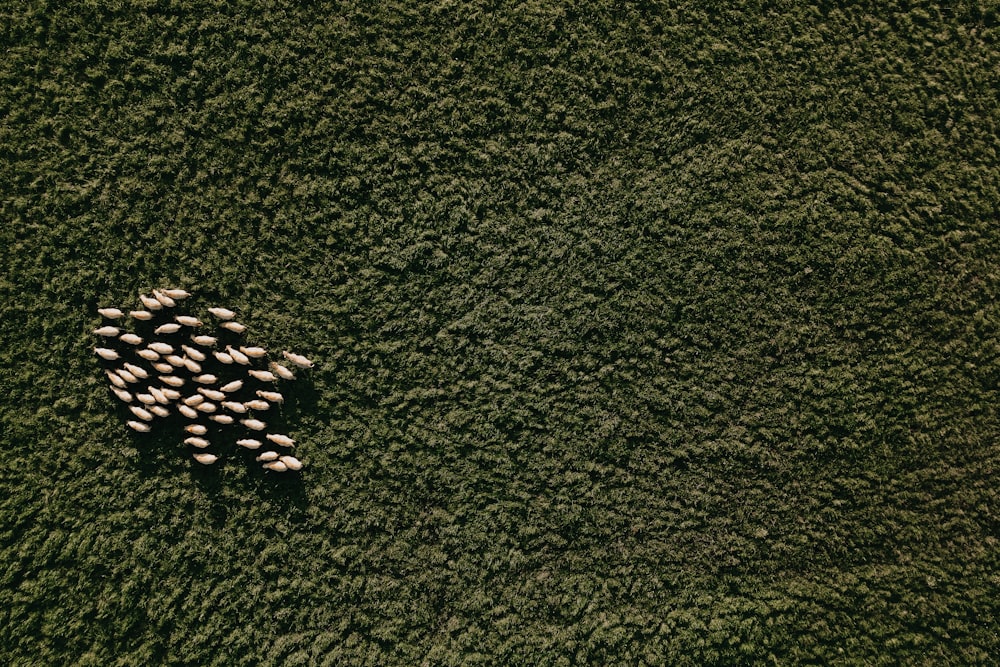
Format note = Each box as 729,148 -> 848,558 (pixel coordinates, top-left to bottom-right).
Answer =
1,1 -> 999,664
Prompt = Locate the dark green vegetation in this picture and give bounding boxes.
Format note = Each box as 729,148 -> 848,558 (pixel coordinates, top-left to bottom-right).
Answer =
2,0 -> 999,663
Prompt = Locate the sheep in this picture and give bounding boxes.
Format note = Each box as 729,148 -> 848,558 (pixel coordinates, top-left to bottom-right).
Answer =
226,346 -> 250,365
180,345 -> 206,362
152,290 -> 176,307
265,433 -> 295,448
209,414 -> 234,424
159,375 -> 185,387
93,326 -> 120,337
122,363 -> 149,379
111,387 -> 132,402
185,424 -> 208,435
197,388 -> 226,401
208,307 -> 236,320
148,386 -> 169,404
129,405 -> 153,421
221,401 -> 247,414
184,437 -> 210,448
106,370 -> 127,388
256,451 -> 279,462
283,351 -> 314,368
279,455 -> 303,471
241,418 -> 267,430
213,350 -> 234,364
159,387 -> 182,401
95,347 -> 120,361
183,394 -> 205,407
191,335 -> 218,346
182,358 -> 202,374
236,438 -> 263,450
164,355 -> 186,368
247,370 -> 277,382
130,310 -> 154,321
161,289 -> 191,299
263,460 -> 288,472
256,390 -> 283,403
151,362 -> 174,374
136,349 -> 160,361
127,420 -> 151,432
220,321 -> 247,334
98,307 -> 125,319
195,401 -> 217,413
239,346 -> 267,358
154,323 -> 182,335
193,374 -> 218,385
177,404 -> 199,419
243,399 -> 270,411
116,369 -> 139,384
148,405 -> 171,418
175,315 -> 202,327
147,342 -> 174,355
139,294 -> 163,310
219,379 -> 243,393
135,393 -> 156,405
119,333 -> 144,345
192,453 -> 218,465
269,362 -> 295,380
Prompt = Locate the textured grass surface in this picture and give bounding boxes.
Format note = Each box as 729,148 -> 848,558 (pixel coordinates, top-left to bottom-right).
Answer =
2,1 -> 1000,664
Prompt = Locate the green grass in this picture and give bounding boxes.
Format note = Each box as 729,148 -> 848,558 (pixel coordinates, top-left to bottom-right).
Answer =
2,0 -> 1000,664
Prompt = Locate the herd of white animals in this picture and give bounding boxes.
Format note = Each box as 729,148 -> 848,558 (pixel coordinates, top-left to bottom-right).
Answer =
94,288 -> 313,472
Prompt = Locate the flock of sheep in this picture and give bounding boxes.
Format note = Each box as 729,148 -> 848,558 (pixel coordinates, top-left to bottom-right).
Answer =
94,288 -> 313,472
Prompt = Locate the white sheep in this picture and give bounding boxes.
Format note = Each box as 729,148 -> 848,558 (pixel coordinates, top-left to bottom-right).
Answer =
213,350 -> 234,364
111,387 -> 132,402
279,455 -> 303,471
159,375 -> 185,387
191,335 -> 218,346
129,405 -> 153,421
221,401 -> 247,413
154,323 -> 182,335
241,418 -> 267,431
195,401 -> 217,413
225,346 -> 250,365
263,460 -> 288,472
127,420 -> 151,432
269,362 -> 295,380
116,369 -> 139,384
192,453 -> 218,465
149,405 -> 170,418
197,388 -> 226,401
164,355 -> 186,367
161,289 -> 191,299
266,433 -> 295,448
181,345 -> 206,361
282,351 -> 314,368
182,358 -> 202,374
95,347 -> 120,361
193,374 -> 218,385
219,379 -> 243,393
159,387 -> 182,401
177,404 -> 199,419
220,321 -> 247,334
209,414 -> 235,424
208,307 -> 236,320
236,438 -> 263,449
139,294 -> 163,311
240,346 -> 267,358
148,386 -> 169,404
243,399 -> 270,411
98,307 -> 125,319
185,424 -> 208,435
93,326 -> 120,337
136,349 -> 160,361
151,361 -> 174,374
130,310 -> 154,321
122,363 -> 148,379
175,315 -> 202,327
152,290 -> 176,307
256,451 -> 279,462
183,394 -> 205,407
119,333 -> 143,345
147,342 -> 174,355
256,390 -> 283,403
247,370 -> 277,382
184,437 -> 210,448
106,370 -> 127,388
135,393 -> 156,405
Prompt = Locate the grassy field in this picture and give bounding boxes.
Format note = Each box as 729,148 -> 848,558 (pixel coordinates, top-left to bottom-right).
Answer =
2,1 -> 1000,664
